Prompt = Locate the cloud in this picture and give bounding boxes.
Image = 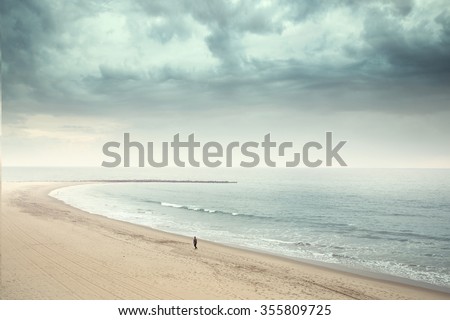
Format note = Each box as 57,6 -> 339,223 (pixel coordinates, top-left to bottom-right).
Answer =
1,1 -> 450,167
360,3 -> 450,80
2,0 -> 449,119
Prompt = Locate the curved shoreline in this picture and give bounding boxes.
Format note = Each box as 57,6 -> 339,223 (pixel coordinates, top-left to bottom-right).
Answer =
49,182 -> 450,294
2,181 -> 449,299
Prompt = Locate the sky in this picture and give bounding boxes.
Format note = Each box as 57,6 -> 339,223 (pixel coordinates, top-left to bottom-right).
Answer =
1,0 -> 450,167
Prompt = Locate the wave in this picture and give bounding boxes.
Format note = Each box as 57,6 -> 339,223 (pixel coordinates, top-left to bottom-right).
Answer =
373,230 -> 450,243
149,200 -> 260,219
332,253 -> 357,260
161,202 -> 184,208
316,221 -> 450,243
262,238 -> 298,245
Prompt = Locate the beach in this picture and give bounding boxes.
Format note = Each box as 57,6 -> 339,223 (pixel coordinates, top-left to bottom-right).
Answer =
1,182 -> 449,300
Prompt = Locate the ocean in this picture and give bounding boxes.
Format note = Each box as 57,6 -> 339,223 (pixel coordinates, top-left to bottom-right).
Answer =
5,167 -> 450,289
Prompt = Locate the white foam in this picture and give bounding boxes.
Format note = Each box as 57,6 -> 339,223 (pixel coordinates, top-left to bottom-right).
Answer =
161,202 -> 183,208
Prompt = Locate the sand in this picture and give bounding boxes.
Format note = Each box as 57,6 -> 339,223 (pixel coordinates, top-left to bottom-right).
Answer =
1,182 -> 449,300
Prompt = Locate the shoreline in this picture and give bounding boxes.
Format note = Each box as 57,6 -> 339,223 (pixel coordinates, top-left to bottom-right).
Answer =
49,182 -> 450,294
2,181 -> 449,299
213,240 -> 450,295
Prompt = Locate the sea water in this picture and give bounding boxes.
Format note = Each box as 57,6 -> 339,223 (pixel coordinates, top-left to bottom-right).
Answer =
5,167 -> 450,288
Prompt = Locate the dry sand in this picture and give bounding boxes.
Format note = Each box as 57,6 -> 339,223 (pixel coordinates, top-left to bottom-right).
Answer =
1,182 -> 449,300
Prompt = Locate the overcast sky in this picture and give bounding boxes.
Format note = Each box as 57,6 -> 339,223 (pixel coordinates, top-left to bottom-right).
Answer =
1,0 -> 450,167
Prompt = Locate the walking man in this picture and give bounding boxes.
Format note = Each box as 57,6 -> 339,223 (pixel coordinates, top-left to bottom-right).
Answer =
193,236 -> 198,249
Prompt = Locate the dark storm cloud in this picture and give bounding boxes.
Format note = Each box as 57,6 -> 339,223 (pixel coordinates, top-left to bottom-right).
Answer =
1,0 -> 53,98
360,6 -> 450,81
0,0 -> 104,109
1,0 -> 450,118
